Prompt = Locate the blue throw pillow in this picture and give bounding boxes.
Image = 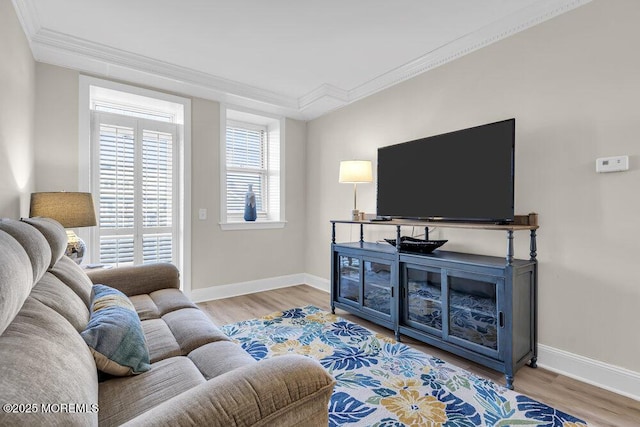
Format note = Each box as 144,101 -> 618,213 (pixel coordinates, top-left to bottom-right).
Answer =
81,284 -> 151,376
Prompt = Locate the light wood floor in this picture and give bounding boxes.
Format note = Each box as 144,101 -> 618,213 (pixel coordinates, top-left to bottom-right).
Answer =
197,285 -> 640,427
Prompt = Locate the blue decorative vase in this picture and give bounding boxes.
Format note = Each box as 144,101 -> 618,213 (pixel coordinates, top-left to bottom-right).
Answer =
244,184 -> 257,221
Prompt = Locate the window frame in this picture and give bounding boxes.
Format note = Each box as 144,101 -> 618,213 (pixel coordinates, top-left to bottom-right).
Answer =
79,75 -> 192,295
219,106 -> 286,231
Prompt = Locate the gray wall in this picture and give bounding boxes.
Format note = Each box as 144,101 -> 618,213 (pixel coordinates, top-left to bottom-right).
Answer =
0,0 -> 36,217
190,98 -> 308,289
305,0 -> 640,372
34,63 -> 79,192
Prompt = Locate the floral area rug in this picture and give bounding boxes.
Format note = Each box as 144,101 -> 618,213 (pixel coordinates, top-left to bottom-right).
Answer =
221,306 -> 588,427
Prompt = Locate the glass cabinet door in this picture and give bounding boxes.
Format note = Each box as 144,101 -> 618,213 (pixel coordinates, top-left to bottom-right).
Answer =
405,267 -> 442,333
447,274 -> 498,351
363,261 -> 392,316
338,255 -> 360,303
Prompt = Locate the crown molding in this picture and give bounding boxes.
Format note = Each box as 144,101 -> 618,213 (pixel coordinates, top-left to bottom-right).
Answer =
348,0 -> 593,104
298,84 -> 350,119
15,0 -> 591,120
299,83 -> 349,110
11,0 -> 41,48
30,28 -> 303,116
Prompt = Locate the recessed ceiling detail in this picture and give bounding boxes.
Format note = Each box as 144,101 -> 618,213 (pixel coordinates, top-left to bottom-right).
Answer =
12,0 -> 591,120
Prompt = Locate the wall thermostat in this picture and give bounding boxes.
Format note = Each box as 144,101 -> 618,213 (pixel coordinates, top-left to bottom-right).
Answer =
596,155 -> 629,173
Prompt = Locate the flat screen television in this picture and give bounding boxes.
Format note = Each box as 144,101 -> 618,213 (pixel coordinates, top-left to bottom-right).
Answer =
376,118 -> 515,223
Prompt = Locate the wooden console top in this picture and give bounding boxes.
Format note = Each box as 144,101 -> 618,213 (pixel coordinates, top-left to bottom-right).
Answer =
330,218 -> 538,231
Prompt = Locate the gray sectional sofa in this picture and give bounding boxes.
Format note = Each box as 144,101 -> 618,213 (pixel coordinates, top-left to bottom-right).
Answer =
0,217 -> 335,426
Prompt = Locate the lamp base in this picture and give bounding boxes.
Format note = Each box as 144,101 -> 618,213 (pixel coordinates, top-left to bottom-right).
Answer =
65,230 -> 86,265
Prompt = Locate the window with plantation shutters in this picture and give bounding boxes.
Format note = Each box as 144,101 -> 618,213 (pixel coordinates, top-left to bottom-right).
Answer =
220,108 -> 284,230
226,122 -> 267,216
92,111 -> 177,267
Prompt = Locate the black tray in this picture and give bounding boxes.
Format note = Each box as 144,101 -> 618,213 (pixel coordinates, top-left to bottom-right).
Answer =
384,236 -> 447,254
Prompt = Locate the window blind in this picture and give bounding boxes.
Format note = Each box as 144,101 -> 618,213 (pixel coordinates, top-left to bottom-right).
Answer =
93,112 -> 177,267
98,124 -> 135,230
142,130 -> 173,229
226,124 -> 266,214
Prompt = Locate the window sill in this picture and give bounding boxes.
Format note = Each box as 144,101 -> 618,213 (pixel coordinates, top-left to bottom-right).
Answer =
219,220 -> 287,231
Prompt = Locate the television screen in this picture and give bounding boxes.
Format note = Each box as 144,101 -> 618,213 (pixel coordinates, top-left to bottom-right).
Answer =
376,118 -> 515,223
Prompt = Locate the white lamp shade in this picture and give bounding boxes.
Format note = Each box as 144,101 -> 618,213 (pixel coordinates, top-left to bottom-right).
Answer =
339,160 -> 373,183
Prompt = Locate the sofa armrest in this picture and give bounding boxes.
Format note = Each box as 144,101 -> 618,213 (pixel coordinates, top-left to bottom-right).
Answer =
123,355 -> 335,427
85,263 -> 180,296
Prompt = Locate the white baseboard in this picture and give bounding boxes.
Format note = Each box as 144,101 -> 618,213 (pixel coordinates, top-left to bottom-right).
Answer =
190,273 -> 640,401
190,273 -> 308,302
302,273 -> 330,293
538,344 -> 640,401
190,273 -> 330,303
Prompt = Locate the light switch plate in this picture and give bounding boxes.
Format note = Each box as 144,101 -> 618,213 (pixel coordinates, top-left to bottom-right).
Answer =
198,208 -> 207,220
596,155 -> 629,173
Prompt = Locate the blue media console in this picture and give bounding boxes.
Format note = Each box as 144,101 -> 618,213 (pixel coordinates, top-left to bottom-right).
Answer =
330,219 -> 538,389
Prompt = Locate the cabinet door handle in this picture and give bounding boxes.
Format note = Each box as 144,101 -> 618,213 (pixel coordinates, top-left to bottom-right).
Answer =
499,311 -> 505,328
391,287 -> 394,298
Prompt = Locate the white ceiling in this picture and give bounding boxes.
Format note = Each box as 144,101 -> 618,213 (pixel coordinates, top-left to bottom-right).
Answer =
13,0 -> 590,119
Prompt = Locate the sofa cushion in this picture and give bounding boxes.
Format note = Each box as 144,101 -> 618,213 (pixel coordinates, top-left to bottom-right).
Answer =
31,272 -> 90,332
188,341 -> 257,380
149,288 -> 197,315
49,255 -> 94,308
129,288 -> 196,321
0,231 -> 33,335
81,284 -> 151,376
0,218 -> 51,283
129,294 -> 161,320
0,297 -> 99,427
21,217 -> 68,268
162,307 -> 230,354
98,356 -> 205,427
141,318 -> 182,363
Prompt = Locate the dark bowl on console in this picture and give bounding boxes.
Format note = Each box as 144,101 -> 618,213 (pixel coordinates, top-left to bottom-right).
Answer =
384,236 -> 448,254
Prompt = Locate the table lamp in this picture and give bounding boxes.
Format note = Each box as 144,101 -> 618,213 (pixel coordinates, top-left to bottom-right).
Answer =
29,192 -> 97,264
339,160 -> 373,221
